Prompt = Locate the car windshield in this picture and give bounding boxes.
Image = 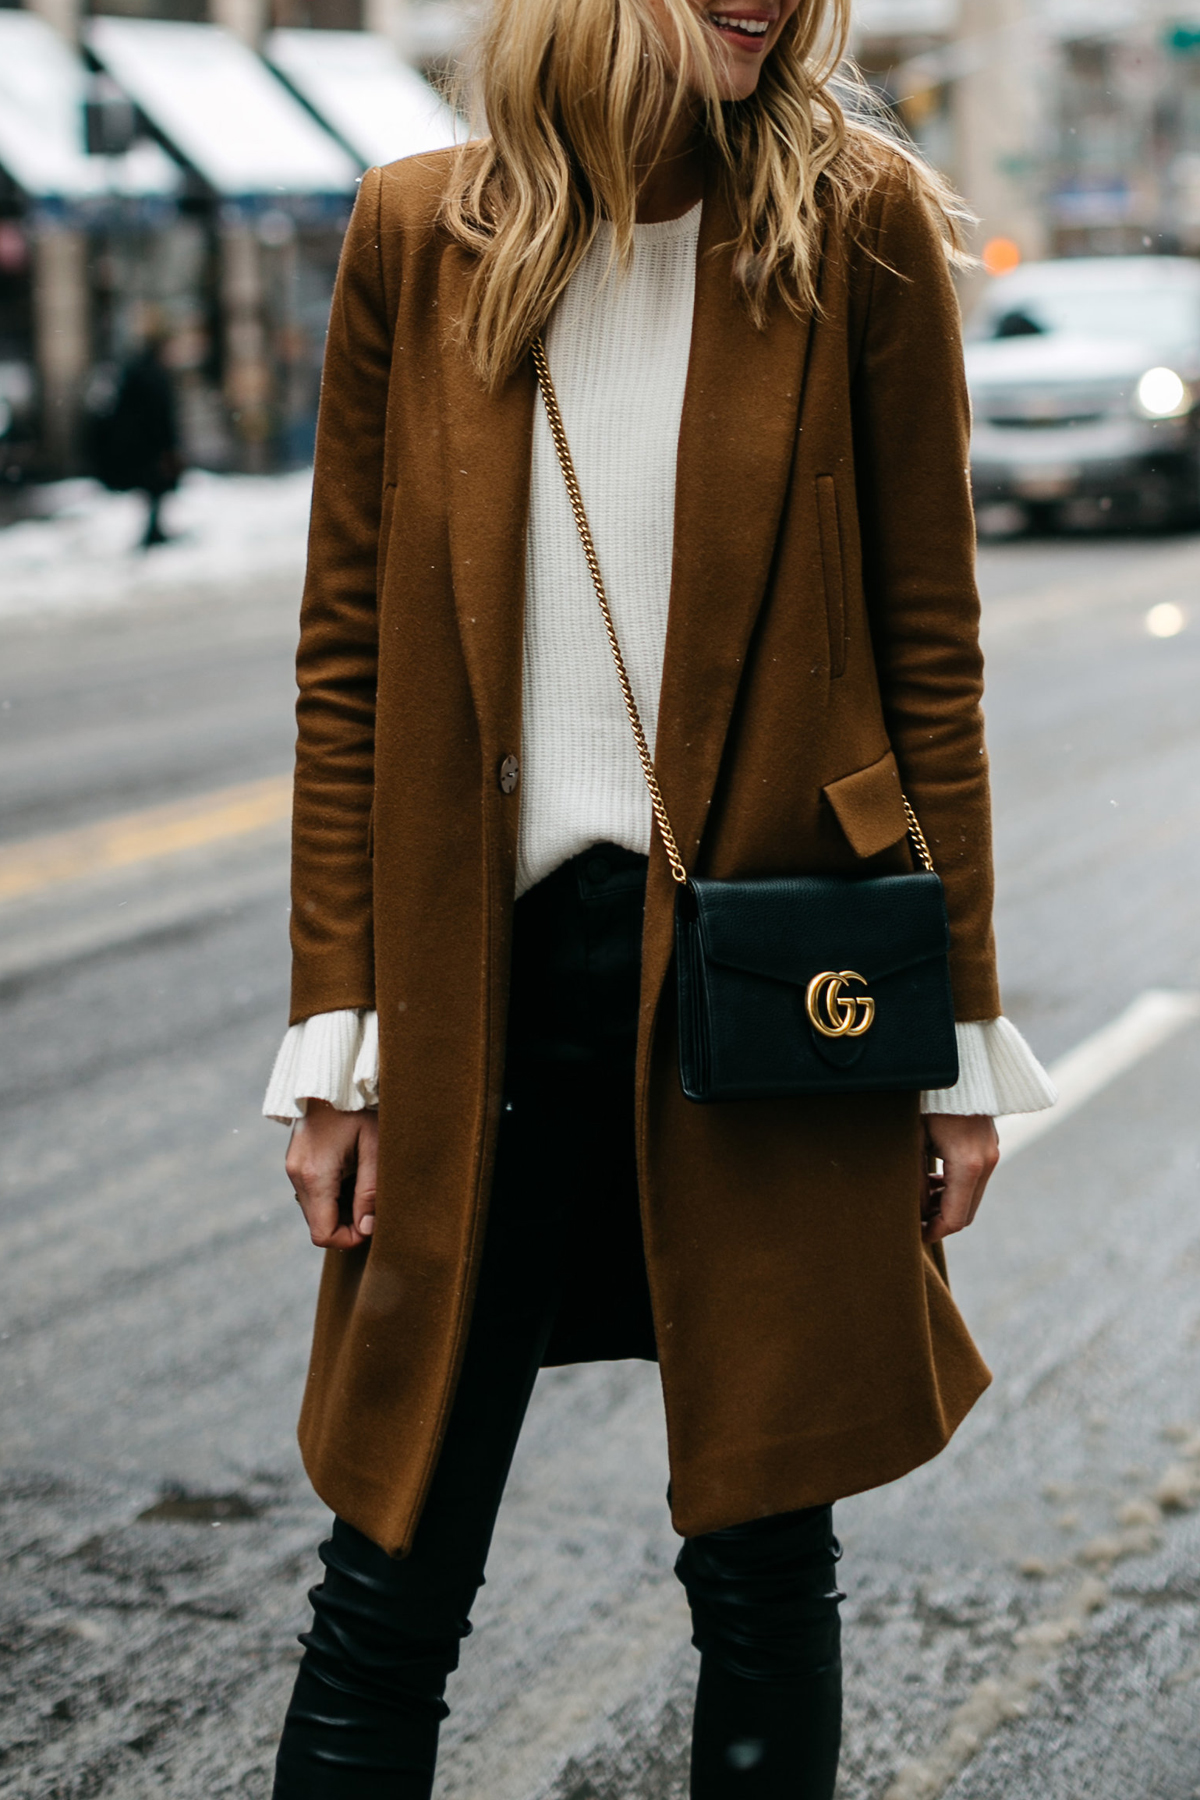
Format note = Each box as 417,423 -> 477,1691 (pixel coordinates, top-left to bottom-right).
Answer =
974,287 -> 1198,346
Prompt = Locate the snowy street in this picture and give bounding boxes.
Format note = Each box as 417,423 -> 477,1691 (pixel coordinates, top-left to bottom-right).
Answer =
0,470 -> 311,624
1,507 -> 1199,1798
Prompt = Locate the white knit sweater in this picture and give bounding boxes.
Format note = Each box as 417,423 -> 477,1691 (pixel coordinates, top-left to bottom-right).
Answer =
265,205 -> 1055,1124
516,207 -> 698,892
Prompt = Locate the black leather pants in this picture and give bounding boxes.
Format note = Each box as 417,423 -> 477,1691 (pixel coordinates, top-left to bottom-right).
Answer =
274,849 -> 844,1799
679,1508 -> 843,1799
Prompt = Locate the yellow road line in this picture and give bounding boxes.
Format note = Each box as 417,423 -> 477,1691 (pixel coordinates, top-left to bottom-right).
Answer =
0,774 -> 293,904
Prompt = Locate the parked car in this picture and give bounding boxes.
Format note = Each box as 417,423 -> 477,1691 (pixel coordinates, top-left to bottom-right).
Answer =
965,256 -> 1200,531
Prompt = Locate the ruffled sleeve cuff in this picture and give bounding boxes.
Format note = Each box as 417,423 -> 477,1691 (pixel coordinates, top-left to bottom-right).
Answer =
263,1008 -> 379,1123
264,1011 -> 1054,1123
921,1017 -> 1057,1118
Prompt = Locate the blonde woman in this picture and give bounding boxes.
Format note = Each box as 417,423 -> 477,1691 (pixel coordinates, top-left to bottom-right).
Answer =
264,1 -> 1055,1793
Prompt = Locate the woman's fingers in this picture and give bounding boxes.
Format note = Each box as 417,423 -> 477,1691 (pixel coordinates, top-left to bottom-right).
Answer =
921,1114 -> 999,1245
926,1160 -> 976,1240
964,1159 -> 992,1228
286,1115 -> 346,1246
351,1114 -> 379,1239
286,1102 -> 378,1250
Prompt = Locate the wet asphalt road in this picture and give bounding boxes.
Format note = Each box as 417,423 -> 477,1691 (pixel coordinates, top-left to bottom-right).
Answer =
1,529 -> 1199,1799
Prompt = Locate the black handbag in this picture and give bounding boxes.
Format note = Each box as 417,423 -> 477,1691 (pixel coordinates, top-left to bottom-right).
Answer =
531,339 -> 959,1104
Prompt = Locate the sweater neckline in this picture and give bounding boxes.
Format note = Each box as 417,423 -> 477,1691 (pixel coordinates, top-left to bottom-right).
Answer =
594,202 -> 702,246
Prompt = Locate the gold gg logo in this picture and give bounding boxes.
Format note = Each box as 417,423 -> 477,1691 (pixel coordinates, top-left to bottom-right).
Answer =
805,970 -> 875,1039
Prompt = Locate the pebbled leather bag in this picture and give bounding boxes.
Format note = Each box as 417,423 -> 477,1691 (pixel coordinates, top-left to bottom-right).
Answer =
531,339 -> 959,1104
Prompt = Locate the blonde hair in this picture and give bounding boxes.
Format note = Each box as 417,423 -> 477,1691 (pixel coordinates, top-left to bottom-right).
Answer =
441,0 -> 973,389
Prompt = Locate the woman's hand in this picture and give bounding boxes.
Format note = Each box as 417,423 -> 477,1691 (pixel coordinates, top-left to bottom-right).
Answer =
286,1100 -> 378,1251
920,1113 -> 999,1245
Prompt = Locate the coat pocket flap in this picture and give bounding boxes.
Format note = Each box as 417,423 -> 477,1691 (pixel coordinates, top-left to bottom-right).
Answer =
822,749 -> 908,859
690,872 -> 950,988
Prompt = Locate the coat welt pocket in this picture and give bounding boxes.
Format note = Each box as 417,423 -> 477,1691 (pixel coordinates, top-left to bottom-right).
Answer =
822,748 -> 908,859
815,474 -> 847,679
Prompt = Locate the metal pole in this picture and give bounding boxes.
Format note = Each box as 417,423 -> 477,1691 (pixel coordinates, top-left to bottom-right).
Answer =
24,0 -> 80,46
219,216 -> 271,474
31,221 -> 90,477
208,0 -> 267,48
951,0 -> 1050,270
365,0 -> 413,55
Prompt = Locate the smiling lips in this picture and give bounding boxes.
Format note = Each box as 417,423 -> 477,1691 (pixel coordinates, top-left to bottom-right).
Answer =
708,10 -> 774,48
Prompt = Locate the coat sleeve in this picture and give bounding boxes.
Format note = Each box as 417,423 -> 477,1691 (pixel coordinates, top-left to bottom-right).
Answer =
289,167 -> 391,1024
850,164 -> 1001,1023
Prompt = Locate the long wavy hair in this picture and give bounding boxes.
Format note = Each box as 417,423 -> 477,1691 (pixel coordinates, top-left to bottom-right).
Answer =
440,0 -> 973,389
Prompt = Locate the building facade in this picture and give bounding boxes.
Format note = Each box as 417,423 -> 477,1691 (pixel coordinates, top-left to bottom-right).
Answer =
0,0 -> 460,479
853,0 -> 1200,271
10,0 -> 1200,481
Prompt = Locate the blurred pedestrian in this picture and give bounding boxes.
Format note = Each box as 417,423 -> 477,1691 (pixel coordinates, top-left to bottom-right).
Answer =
91,326 -> 181,549
263,1 -> 1055,1796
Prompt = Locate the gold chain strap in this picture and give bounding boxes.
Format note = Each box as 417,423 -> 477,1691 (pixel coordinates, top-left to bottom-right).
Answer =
531,334 -> 690,886
530,335 -> 936,885
902,796 -> 936,874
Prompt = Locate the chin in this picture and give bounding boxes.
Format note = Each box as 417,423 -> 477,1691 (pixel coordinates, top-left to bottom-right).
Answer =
706,33 -> 775,102
713,63 -> 766,102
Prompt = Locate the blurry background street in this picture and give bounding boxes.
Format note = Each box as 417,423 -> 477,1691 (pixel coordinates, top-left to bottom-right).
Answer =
2,511 -> 1199,1799
9,0 -> 1200,491
3,0 -> 1200,1794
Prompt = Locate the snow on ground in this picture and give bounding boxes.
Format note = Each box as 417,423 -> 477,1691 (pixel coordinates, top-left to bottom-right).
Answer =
0,469 -> 312,622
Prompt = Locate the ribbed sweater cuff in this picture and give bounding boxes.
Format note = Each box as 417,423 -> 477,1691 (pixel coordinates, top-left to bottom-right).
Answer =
262,1008 -> 379,1122
921,1017 -> 1057,1117
265,1011 -> 1054,1123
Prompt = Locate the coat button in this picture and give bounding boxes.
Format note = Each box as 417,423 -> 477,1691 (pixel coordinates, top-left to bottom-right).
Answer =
498,754 -> 519,795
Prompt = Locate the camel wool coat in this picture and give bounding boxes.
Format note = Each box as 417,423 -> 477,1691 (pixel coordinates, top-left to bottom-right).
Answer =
289,149 -> 999,1556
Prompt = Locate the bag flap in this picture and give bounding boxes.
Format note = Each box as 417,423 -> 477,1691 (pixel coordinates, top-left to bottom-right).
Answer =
822,749 -> 908,859
688,872 -> 949,987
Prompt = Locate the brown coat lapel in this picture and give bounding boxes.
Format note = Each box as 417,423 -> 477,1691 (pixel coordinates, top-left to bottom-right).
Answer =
438,243 -> 535,835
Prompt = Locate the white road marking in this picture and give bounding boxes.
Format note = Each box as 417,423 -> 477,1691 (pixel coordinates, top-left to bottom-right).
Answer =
1000,988 -> 1200,1159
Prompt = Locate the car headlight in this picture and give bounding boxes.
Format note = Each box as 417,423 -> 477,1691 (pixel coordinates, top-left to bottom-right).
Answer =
1135,366 -> 1192,418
